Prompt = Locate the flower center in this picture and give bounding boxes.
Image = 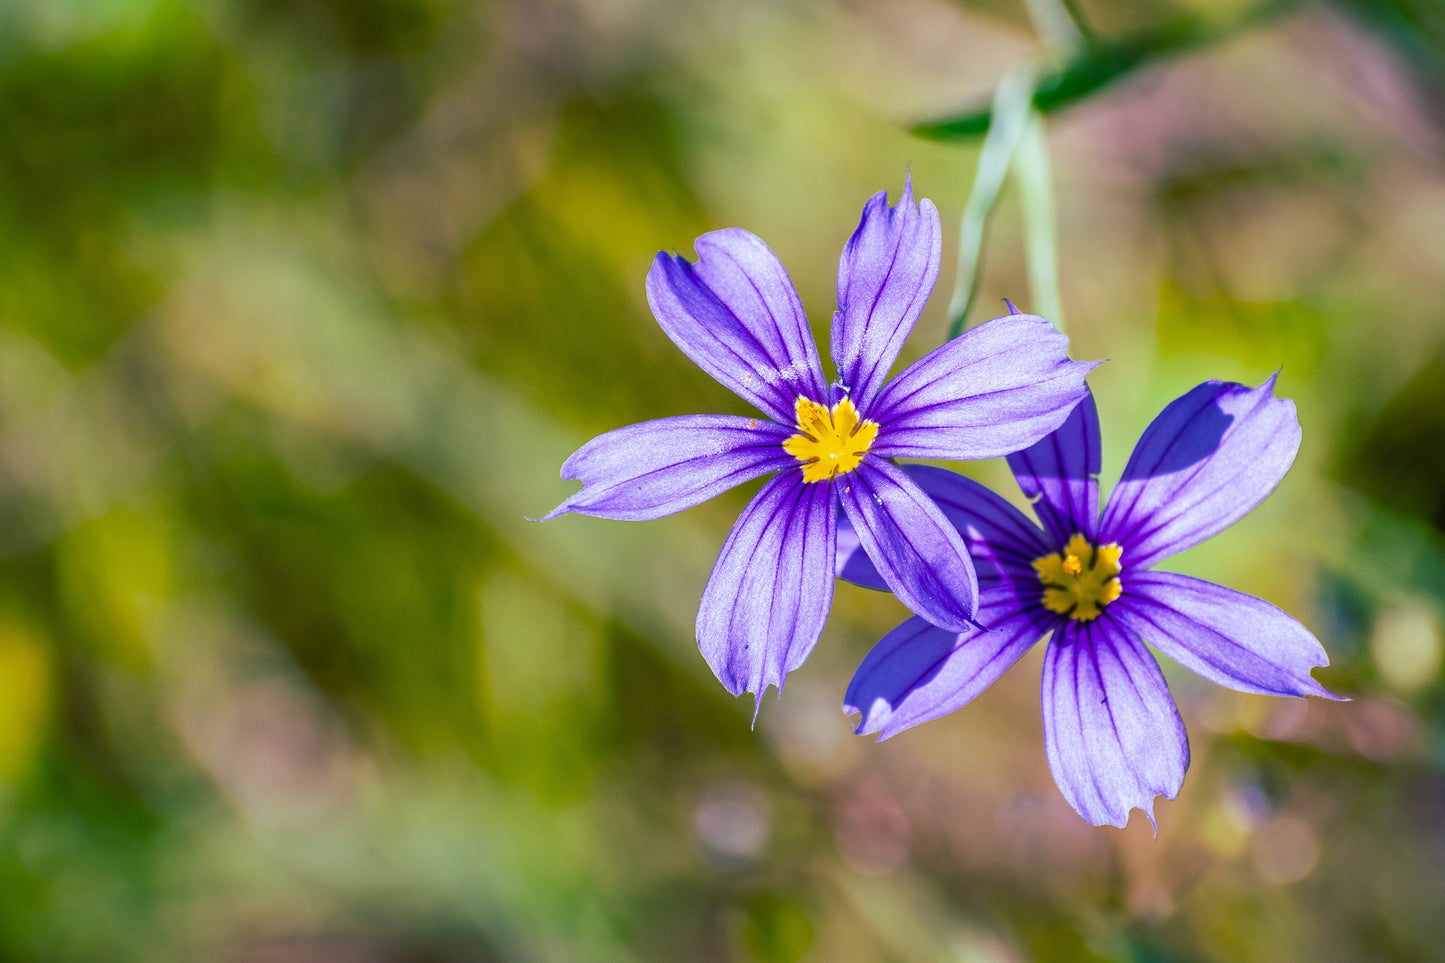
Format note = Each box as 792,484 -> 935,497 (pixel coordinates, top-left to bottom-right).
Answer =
1032,534 -> 1123,621
781,397 -> 878,483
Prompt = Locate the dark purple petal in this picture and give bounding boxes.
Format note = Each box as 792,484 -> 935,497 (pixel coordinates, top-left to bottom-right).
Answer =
836,457 -> 978,632
1042,619 -> 1189,829
543,415 -> 795,521
646,229 -> 827,424
869,313 -> 1097,460
1099,376 -> 1300,569
1110,571 -> 1340,699
831,175 -> 942,413
834,506 -> 889,591
838,464 -> 1051,594
1007,392 -> 1102,546
901,465 -> 1055,582
696,471 -> 837,711
845,597 -> 1055,738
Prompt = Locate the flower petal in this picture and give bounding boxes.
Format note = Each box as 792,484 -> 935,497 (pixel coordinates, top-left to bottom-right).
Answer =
1006,392 -> 1102,546
1111,571 -> 1339,699
1099,375 -> 1300,569
543,415 -> 795,521
831,175 -> 941,413
869,313 -> 1097,460
647,229 -> 827,424
836,457 -> 978,632
838,464 -> 1051,592
834,506 -> 889,591
845,599 -> 1054,738
696,471 -> 837,710
1042,619 -> 1189,829
900,465 -> 1054,582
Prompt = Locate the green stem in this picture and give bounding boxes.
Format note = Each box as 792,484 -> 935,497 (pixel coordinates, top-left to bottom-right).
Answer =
1016,108 -> 1063,332
945,65 -> 1037,339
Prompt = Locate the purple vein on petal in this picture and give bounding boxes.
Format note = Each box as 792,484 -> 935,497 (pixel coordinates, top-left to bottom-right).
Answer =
1100,377 -> 1300,569
832,174 -> 942,413
646,229 -> 827,423
837,457 -> 979,632
696,470 -> 837,714
542,415 -> 796,521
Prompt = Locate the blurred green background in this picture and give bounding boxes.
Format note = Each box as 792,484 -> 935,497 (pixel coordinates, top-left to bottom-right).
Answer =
1,0 -> 1444,959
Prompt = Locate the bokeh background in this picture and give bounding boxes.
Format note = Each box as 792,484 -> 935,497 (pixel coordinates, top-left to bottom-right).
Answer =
1,0 -> 1444,959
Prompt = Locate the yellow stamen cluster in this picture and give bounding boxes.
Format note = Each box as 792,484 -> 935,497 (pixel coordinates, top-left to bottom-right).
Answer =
782,397 -> 878,483
1032,534 -> 1123,621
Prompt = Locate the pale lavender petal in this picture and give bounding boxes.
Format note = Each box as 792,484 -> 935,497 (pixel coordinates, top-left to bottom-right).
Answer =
1099,375 -> 1300,569
869,313 -> 1097,460
697,471 -> 837,709
543,415 -> 795,521
845,598 -> 1055,738
646,229 -> 827,424
836,464 -> 1049,593
831,175 -> 941,413
1111,571 -> 1340,699
836,457 -> 978,632
1042,619 -> 1189,829
1007,392 -> 1101,546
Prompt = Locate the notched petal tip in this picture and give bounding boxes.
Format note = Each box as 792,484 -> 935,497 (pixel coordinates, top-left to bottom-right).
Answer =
1086,799 -> 1166,832
536,460 -> 586,521
532,484 -> 582,521
1139,795 -> 1170,835
645,230 -> 825,424
840,698 -> 871,731
841,698 -> 902,743
1098,375 -> 1303,568
1043,623 -> 1189,830
1114,573 -> 1340,703
831,175 -> 942,412
1082,782 -> 1182,832
876,169 -> 918,212
750,685 -> 772,730
896,170 -> 928,216
1302,673 -> 1350,702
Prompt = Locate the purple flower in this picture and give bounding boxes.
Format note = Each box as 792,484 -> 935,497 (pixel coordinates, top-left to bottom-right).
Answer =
544,178 -> 1095,711
839,378 -> 1341,827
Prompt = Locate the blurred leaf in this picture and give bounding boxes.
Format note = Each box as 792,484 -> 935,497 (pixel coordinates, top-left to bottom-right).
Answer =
477,570 -> 609,801
1156,279 -> 1327,376
0,3 -> 223,365
459,96 -> 715,430
0,619 -> 49,785
743,893 -> 814,963
913,15 -> 1216,143
1331,0 -> 1445,96
1342,345 -> 1445,533
57,508 -> 174,670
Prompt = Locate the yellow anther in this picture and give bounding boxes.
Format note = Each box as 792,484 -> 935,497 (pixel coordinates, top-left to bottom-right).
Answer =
781,397 -> 878,483
1033,534 -> 1123,621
